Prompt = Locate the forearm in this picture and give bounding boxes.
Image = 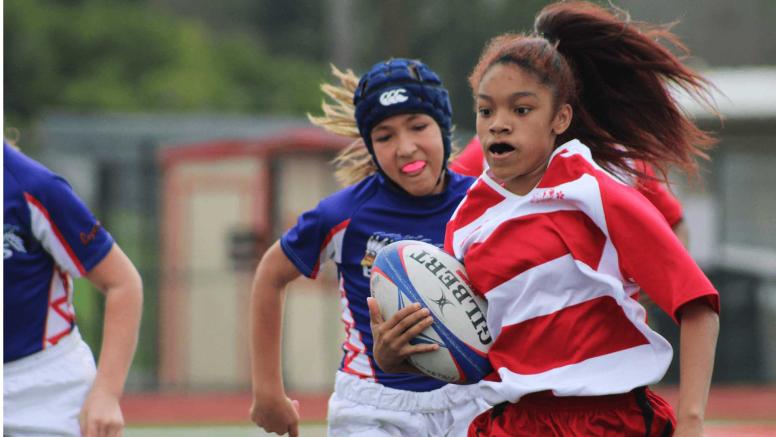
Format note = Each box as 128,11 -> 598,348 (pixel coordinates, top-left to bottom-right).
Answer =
677,301 -> 719,422
249,242 -> 300,399
93,276 -> 143,397
250,279 -> 287,397
248,247 -> 303,434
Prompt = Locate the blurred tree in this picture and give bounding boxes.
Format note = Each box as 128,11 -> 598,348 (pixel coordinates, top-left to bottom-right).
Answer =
4,0 -> 327,124
143,0 -> 552,134
151,0 -> 329,62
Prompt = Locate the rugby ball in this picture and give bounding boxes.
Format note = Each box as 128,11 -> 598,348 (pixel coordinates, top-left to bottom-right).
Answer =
370,240 -> 492,384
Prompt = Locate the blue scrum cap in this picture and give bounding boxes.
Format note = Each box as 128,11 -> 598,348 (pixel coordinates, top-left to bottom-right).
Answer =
353,58 -> 453,169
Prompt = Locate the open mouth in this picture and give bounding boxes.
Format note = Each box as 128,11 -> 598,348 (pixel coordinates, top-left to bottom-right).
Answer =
488,143 -> 516,155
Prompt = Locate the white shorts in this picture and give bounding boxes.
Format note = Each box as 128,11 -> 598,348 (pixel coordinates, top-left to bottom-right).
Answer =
327,371 -> 491,437
3,329 -> 97,437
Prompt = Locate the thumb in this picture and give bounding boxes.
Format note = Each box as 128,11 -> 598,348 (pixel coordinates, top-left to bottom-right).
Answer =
291,399 -> 300,412
78,410 -> 88,436
367,297 -> 384,325
289,421 -> 300,437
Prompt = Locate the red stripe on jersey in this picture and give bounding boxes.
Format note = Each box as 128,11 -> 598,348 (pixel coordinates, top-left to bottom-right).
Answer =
443,222 -> 456,255
46,328 -> 72,346
456,179 -> 505,230
488,296 -> 650,375
311,218 -> 350,278
535,148 -> 589,188
51,269 -> 75,324
541,152 -> 684,226
445,179 -> 504,253
465,211 -> 606,294
24,192 -> 87,276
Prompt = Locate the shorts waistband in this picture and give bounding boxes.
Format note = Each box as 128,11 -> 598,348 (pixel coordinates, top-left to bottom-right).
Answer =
334,371 -> 481,413
511,387 -> 647,411
4,328 -> 84,374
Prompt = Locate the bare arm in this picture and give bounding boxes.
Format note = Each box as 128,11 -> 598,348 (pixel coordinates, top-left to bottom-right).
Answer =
249,241 -> 303,437
674,300 -> 719,437
80,244 -> 143,437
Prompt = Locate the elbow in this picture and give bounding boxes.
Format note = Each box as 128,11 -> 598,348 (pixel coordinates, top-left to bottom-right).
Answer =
128,263 -> 144,301
679,299 -> 719,336
678,298 -> 717,318
709,309 -> 720,336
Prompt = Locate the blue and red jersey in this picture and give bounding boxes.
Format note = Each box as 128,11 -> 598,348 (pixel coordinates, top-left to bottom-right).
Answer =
4,143 -> 114,362
281,171 -> 475,392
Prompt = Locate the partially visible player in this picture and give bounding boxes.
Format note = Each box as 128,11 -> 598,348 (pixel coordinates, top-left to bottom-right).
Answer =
448,136 -> 487,178
4,141 -> 143,437
249,59 -> 489,437
446,2 -> 720,436
451,136 -> 689,246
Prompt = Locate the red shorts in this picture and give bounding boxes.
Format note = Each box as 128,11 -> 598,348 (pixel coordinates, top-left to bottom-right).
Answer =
468,387 -> 675,437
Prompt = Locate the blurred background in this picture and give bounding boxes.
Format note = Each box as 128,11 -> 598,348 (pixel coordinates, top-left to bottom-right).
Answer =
5,0 -> 776,432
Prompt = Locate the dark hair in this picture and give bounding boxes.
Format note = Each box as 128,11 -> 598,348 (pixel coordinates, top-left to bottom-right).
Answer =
469,1 -> 719,180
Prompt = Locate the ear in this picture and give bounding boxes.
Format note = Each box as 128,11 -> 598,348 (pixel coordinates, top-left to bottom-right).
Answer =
551,103 -> 573,135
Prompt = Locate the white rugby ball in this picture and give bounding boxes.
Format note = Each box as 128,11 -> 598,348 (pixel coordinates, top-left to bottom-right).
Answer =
370,240 -> 492,384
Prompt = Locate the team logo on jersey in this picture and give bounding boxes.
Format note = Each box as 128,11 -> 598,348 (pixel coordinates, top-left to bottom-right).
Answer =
80,221 -> 102,245
4,225 -> 27,259
361,234 -> 394,276
531,187 -> 565,203
379,88 -> 409,106
360,232 -> 436,277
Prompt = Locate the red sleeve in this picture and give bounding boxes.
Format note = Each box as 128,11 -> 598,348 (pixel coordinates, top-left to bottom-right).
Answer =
600,177 -> 718,323
633,161 -> 684,227
444,219 -> 455,255
449,136 -> 485,177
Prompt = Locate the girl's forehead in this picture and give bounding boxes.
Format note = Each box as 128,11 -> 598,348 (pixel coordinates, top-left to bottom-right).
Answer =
478,64 -> 548,99
481,63 -> 540,86
374,113 -> 434,128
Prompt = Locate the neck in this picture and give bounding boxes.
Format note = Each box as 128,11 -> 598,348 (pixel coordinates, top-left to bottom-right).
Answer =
503,162 -> 547,196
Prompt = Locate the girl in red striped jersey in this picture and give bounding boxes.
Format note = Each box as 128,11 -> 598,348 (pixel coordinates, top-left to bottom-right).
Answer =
445,2 -> 720,436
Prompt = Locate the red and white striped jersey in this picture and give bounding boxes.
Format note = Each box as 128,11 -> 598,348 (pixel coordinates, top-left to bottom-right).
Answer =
444,139 -> 719,405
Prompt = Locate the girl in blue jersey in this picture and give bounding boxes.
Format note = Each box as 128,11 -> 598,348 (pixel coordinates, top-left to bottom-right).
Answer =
4,141 -> 143,437
249,59 -> 489,437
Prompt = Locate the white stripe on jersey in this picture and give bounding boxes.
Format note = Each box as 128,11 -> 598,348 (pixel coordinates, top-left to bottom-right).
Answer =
325,225 -> 347,264
485,254 -> 629,339
338,278 -> 375,379
43,267 -> 75,347
26,194 -> 84,278
479,342 -> 672,406
314,219 -> 349,277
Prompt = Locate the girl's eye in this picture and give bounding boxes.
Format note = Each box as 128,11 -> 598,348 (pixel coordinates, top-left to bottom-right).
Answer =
477,107 -> 492,117
411,123 -> 428,131
374,134 -> 392,143
516,107 -> 532,115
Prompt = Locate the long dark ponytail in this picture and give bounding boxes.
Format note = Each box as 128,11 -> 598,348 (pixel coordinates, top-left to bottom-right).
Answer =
470,1 -> 719,180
